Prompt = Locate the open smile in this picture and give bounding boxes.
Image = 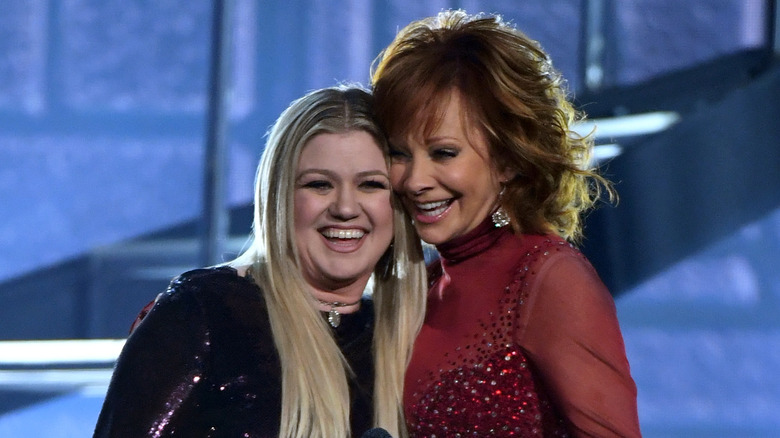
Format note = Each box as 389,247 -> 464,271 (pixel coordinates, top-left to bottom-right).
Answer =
413,199 -> 453,223
319,227 -> 367,252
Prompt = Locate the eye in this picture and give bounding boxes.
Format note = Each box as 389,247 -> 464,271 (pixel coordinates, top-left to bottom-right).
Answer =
300,179 -> 333,191
360,178 -> 389,191
388,147 -> 411,161
431,146 -> 458,160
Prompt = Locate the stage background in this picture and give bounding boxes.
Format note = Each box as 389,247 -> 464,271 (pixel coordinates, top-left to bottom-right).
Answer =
1,1 -> 778,436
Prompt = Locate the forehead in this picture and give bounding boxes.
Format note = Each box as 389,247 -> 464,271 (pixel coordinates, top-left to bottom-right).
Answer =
298,130 -> 386,170
397,91 -> 486,150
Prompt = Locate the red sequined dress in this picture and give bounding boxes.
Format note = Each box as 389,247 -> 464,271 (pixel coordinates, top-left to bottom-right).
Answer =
403,218 -> 641,437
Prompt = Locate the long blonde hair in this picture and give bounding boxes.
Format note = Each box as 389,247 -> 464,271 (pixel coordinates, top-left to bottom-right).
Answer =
232,85 -> 426,437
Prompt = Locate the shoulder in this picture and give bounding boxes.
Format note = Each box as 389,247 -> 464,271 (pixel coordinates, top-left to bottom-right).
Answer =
508,233 -> 585,274
507,233 -> 607,305
132,266 -> 263,332
512,236 -> 620,345
517,233 -> 577,254
164,266 -> 261,303
519,235 -> 613,312
168,265 -> 247,290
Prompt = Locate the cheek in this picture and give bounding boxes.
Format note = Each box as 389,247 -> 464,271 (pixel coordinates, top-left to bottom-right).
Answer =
459,159 -> 501,191
367,195 -> 395,235
293,192 -> 320,231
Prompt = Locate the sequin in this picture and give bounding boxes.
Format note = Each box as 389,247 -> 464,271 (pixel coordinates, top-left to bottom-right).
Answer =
408,345 -> 568,436
406,226 -> 571,437
94,267 -> 377,437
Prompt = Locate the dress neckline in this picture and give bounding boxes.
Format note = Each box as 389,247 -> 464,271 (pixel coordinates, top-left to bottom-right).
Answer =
233,265 -> 372,342
323,297 -> 373,344
436,215 -> 512,265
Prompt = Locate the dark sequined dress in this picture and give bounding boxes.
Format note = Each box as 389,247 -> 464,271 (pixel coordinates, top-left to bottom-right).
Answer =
404,218 -> 641,437
93,267 -> 375,438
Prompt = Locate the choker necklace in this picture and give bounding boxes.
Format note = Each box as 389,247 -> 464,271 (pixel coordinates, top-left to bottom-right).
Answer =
316,298 -> 361,328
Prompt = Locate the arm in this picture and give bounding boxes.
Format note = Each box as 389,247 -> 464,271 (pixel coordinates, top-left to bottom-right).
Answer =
520,252 -> 641,437
93,282 -> 210,437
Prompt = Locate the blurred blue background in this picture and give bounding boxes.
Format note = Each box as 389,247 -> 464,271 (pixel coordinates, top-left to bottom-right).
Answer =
0,0 -> 778,436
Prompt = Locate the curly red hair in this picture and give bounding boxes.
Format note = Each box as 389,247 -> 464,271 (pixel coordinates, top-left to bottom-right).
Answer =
371,10 -> 614,243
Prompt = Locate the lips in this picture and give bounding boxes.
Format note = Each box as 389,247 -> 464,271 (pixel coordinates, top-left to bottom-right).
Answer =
412,199 -> 453,224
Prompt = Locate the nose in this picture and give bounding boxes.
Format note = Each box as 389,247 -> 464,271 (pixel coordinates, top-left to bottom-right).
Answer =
399,155 -> 434,197
329,185 -> 360,220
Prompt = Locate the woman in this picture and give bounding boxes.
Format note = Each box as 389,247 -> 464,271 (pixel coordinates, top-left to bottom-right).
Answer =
93,86 -> 427,438
371,10 -> 641,437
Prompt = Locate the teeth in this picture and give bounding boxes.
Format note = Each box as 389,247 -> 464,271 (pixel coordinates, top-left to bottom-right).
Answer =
416,200 -> 449,210
416,200 -> 450,216
321,228 -> 365,239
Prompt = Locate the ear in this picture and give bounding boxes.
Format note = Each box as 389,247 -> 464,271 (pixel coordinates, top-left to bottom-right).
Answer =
499,167 -> 519,184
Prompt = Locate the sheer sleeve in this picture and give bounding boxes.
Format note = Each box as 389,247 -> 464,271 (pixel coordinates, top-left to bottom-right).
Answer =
93,284 -> 210,437
518,252 -> 641,437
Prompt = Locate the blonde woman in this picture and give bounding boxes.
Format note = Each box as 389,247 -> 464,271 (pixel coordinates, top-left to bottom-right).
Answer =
94,86 -> 427,438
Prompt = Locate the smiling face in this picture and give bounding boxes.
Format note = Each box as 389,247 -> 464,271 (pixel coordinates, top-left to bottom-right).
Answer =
294,130 -> 394,293
389,90 -> 505,245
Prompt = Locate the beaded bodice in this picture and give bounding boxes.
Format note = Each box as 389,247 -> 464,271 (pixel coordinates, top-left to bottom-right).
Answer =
404,220 -> 571,436
403,215 -> 642,437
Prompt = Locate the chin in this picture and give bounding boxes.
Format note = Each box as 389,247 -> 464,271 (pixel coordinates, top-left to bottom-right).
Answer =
323,269 -> 372,286
418,230 -> 451,246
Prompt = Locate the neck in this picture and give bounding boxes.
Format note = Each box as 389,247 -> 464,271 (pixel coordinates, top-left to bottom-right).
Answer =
436,214 -> 510,264
309,278 -> 368,315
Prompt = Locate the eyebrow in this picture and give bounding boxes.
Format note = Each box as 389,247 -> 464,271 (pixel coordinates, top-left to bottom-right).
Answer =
296,169 -> 390,179
425,135 -> 460,143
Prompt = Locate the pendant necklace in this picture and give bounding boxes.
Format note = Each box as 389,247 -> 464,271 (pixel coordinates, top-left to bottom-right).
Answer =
317,298 -> 361,328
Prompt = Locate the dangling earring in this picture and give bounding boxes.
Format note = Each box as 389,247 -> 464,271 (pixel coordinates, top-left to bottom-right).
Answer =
491,187 -> 510,228
491,207 -> 510,228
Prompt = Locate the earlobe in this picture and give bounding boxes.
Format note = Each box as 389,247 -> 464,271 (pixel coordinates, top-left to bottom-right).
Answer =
499,168 -> 519,184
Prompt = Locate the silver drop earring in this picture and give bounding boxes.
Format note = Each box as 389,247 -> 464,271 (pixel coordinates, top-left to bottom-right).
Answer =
491,207 -> 510,228
491,187 -> 510,228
